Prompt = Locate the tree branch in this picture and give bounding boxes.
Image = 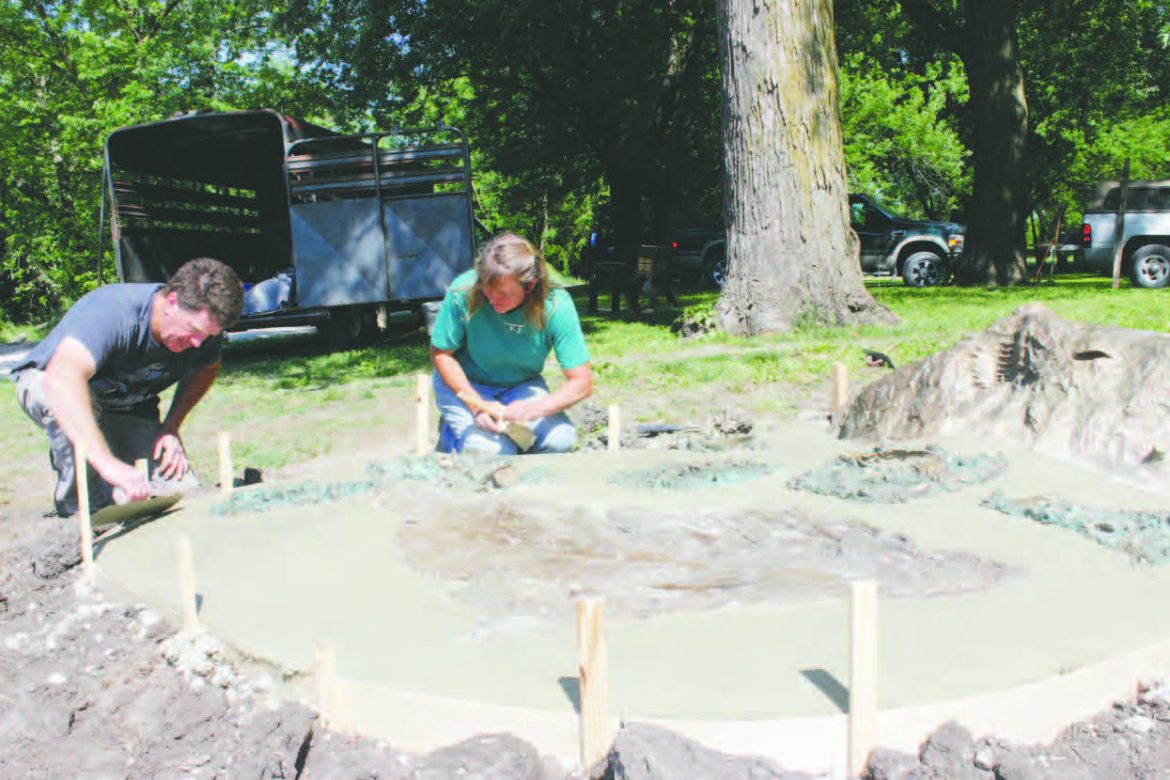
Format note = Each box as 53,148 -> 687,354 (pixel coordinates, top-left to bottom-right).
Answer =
645,5 -> 710,149
143,0 -> 188,41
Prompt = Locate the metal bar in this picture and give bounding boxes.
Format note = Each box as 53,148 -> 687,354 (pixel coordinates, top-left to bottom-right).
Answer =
373,130 -> 391,303
448,125 -> 477,264
114,206 -> 260,230
288,169 -> 467,196
286,143 -> 466,172
227,308 -> 332,331
96,165 -> 108,286
112,181 -> 258,209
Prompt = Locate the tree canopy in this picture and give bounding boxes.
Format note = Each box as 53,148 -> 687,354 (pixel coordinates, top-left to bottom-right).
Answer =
0,0 -> 1167,322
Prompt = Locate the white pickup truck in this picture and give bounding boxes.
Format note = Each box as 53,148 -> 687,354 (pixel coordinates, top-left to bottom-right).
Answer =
1081,179 -> 1170,288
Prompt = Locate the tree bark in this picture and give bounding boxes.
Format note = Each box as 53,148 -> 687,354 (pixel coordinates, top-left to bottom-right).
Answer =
714,0 -> 894,336
898,0 -> 1029,286
955,0 -> 1029,285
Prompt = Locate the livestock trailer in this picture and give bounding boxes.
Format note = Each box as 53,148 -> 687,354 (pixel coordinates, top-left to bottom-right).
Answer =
101,109 -> 476,345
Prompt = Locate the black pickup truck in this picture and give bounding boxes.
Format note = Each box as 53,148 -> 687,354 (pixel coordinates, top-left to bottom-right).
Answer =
668,194 -> 965,288
849,194 -> 965,286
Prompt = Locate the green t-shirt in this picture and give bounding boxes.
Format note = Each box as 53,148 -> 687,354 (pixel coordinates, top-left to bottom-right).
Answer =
430,270 -> 590,386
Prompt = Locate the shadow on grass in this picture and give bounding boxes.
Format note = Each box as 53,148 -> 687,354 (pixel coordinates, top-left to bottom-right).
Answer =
221,326 -> 433,388
571,286 -> 712,339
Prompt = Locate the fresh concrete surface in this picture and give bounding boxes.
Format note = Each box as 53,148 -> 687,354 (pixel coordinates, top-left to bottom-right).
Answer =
92,418 -> 1170,774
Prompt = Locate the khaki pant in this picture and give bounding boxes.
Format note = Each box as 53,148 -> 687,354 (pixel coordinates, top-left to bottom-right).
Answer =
13,369 -> 197,517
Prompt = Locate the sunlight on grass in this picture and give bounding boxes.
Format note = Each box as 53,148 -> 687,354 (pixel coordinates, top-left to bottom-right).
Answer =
4,272 -> 1167,509
576,273 -> 1170,407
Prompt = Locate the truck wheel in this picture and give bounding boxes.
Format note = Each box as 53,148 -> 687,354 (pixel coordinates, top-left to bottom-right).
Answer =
1130,244 -> 1170,289
318,306 -> 376,349
901,250 -> 943,287
703,247 -> 727,289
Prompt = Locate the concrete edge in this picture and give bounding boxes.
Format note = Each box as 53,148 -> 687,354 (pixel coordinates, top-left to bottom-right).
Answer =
317,633 -> 1170,776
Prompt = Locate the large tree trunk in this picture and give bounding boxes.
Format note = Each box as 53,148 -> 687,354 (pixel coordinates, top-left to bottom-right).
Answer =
955,0 -> 1028,285
606,155 -> 646,266
714,0 -> 894,336
898,0 -> 1030,286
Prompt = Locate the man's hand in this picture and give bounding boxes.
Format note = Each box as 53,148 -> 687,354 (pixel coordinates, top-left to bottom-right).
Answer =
96,459 -> 150,504
153,432 -> 190,480
474,400 -> 510,433
502,398 -> 542,423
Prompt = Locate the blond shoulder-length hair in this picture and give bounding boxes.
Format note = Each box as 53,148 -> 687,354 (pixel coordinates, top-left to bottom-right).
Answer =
467,233 -> 551,325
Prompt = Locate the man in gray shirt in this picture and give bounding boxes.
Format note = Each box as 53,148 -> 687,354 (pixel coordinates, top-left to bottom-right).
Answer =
11,257 -> 243,517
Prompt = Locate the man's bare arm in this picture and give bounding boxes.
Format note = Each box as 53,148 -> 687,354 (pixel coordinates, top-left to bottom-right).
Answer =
43,337 -> 149,500
155,360 -> 221,479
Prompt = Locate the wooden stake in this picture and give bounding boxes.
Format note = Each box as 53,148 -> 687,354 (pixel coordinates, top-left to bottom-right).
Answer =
135,457 -> 149,480
315,643 -> 338,730
177,535 -> 199,631
607,404 -> 621,451
1110,158 -> 1130,290
847,579 -> 879,778
577,597 -> 611,770
75,444 -> 94,573
830,362 -> 849,416
217,432 -> 233,495
415,373 -> 431,456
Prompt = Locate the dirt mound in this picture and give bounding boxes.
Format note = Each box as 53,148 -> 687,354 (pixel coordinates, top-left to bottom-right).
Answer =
838,303 -> 1170,476
863,686 -> 1170,780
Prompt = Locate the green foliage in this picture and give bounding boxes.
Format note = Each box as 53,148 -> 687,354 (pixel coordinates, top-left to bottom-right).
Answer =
1020,0 -> 1170,234
837,0 -> 1169,256
0,0 -> 332,322
840,53 -> 969,219
2,0 -> 1167,321
669,301 -> 718,338
277,0 -> 721,265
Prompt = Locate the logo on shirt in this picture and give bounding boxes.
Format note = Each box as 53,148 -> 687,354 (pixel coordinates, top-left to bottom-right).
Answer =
504,322 -> 525,335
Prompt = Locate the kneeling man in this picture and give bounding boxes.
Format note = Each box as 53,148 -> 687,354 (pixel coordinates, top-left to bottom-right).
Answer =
11,257 -> 243,516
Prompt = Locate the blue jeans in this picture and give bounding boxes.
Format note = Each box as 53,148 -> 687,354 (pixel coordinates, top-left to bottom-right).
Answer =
432,371 -> 578,455
13,368 -> 199,517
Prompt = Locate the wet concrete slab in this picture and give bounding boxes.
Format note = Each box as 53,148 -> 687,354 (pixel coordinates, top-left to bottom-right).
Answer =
91,417 -> 1170,774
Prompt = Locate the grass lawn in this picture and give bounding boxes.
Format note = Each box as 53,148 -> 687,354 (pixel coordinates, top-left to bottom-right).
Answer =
2,272 -> 1167,514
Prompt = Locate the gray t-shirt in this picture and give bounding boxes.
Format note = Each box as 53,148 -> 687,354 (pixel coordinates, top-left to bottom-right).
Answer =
12,283 -> 223,417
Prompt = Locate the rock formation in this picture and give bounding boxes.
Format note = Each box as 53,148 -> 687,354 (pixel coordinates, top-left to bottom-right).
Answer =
838,303 -> 1170,479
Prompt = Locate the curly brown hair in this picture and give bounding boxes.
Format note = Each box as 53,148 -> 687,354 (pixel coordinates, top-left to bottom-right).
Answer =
163,258 -> 243,328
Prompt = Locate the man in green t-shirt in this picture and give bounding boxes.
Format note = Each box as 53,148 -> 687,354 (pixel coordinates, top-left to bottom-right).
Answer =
430,233 -> 593,454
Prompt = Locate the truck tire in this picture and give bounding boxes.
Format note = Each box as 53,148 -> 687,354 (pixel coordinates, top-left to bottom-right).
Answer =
901,250 -> 943,287
1130,244 -> 1170,289
318,306 -> 377,350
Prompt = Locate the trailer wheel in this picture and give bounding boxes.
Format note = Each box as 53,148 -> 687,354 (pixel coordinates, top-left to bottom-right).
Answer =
318,306 -> 377,349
